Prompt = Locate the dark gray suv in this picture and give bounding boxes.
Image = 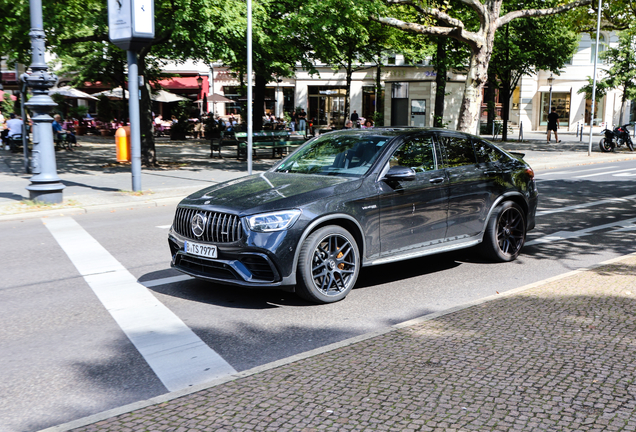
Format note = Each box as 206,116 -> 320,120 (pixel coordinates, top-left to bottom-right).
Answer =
168,128 -> 538,303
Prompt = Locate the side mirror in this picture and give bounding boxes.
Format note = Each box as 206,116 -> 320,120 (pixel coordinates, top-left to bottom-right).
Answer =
382,165 -> 416,181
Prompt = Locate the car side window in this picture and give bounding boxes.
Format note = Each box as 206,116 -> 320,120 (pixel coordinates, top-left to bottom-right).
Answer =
388,135 -> 436,173
439,135 -> 477,168
474,140 -> 505,163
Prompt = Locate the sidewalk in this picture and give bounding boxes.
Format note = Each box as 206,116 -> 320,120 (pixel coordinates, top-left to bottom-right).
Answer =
45,253 -> 636,432
2,131 -> 636,221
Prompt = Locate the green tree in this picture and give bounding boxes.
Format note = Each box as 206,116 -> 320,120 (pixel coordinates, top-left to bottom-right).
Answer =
0,0 -> 234,166
217,0 -> 314,132
296,0 -> 424,124
372,0 -> 592,133
597,30 -> 636,122
489,4 -> 579,140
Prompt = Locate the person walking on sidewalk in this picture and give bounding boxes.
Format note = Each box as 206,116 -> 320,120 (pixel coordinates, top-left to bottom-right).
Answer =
298,109 -> 307,135
547,107 -> 561,143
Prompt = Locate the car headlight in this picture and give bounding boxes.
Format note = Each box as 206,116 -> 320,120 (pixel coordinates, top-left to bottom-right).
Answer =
246,210 -> 302,232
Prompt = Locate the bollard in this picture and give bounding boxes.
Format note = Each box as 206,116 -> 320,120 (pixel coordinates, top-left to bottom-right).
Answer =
115,126 -> 131,162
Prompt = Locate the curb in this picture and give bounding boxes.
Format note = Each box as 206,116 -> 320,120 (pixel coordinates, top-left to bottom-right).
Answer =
0,196 -> 186,222
37,251 -> 636,432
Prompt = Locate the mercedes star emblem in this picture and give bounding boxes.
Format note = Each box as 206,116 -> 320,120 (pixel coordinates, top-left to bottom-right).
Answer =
191,213 -> 207,237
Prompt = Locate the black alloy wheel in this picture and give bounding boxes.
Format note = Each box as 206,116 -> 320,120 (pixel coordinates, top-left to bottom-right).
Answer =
296,225 -> 360,303
481,201 -> 526,262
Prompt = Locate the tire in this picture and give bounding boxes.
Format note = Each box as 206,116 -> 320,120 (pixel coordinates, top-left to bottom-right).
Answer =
627,139 -> 634,152
480,201 -> 526,262
296,225 -> 360,303
599,138 -> 613,153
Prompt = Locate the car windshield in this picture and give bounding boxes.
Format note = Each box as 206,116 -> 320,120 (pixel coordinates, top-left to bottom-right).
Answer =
274,132 -> 392,177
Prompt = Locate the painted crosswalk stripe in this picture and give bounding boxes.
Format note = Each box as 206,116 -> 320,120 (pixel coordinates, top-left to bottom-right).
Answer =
43,217 -> 236,392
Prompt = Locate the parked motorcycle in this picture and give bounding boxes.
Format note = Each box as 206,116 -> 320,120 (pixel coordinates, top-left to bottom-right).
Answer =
599,124 -> 634,152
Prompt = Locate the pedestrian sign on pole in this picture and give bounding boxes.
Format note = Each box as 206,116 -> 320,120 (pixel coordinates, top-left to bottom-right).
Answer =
108,0 -> 155,51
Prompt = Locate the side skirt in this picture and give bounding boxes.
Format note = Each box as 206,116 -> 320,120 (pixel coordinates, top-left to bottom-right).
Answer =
364,235 -> 482,267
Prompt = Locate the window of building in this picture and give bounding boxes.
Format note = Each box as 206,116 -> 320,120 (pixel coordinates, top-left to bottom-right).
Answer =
362,86 -> 376,121
222,86 -> 243,115
591,33 -> 607,63
391,82 -> 408,99
540,92 -> 571,127
283,87 -> 295,114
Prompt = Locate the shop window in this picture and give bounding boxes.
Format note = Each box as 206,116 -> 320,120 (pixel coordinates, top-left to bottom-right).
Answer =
540,92 -> 571,127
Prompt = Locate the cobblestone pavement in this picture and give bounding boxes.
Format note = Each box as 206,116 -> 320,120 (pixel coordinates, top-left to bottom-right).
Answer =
66,255 -> 636,432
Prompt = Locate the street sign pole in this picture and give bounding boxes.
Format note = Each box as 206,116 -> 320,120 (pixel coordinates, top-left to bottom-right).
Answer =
108,0 -> 154,191
127,51 -> 142,191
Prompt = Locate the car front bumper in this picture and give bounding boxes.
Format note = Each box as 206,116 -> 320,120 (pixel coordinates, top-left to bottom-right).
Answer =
168,229 -> 298,289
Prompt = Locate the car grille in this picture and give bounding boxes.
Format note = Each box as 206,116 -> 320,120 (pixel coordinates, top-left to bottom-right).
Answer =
175,254 -> 239,280
173,208 -> 243,243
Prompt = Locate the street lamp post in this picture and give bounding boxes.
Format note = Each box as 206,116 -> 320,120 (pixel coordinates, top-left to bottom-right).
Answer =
21,0 -> 65,203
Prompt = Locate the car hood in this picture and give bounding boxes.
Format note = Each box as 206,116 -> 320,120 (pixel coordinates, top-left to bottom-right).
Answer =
179,172 -> 363,214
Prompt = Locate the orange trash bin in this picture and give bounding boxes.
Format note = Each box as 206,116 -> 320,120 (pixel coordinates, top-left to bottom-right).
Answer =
115,126 -> 131,162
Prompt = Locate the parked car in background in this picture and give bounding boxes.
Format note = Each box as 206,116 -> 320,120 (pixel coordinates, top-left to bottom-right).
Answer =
168,128 -> 538,303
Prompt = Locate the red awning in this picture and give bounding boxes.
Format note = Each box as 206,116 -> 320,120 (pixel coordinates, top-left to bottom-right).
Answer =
158,76 -> 209,92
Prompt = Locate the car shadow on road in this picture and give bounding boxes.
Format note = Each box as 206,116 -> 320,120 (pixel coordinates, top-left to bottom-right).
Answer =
142,254 -> 462,309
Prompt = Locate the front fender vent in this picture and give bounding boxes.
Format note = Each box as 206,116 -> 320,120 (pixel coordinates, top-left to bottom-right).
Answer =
173,208 -> 243,243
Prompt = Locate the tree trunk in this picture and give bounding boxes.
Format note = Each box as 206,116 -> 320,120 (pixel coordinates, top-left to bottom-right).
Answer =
501,79 -> 511,141
138,54 -> 156,166
457,46 -> 491,133
433,37 -> 447,128
484,72 -> 496,134
253,73 -> 266,131
376,59 -> 383,125
345,58 -> 353,126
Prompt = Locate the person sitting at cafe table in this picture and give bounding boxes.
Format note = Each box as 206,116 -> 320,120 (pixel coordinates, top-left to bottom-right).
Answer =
52,114 -> 78,146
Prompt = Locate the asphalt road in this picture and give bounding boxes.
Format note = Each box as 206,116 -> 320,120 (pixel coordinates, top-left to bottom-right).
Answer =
2,159 -> 636,432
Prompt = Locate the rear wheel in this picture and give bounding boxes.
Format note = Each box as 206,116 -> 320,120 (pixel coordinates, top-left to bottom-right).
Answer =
296,225 -> 360,303
480,201 -> 526,262
599,138 -> 613,153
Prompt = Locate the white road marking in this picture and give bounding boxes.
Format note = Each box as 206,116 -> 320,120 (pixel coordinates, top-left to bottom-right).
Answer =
536,193 -> 636,216
43,217 -> 236,392
141,274 -> 193,287
156,225 -> 172,229
613,172 -> 636,177
526,216 -> 636,246
574,167 -> 636,178
537,166 -> 619,176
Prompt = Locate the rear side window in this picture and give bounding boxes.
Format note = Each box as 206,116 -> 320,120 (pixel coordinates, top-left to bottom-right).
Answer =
389,135 -> 436,172
474,140 -> 506,163
439,135 -> 476,168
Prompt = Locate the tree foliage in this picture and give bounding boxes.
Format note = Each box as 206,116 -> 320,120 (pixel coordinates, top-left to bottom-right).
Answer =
578,29 -> 636,122
372,0 -> 592,132
489,1 -> 580,139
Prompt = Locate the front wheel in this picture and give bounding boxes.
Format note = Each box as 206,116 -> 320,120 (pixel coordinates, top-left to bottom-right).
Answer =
296,225 -> 360,303
480,201 -> 526,262
599,138 -> 613,153
627,138 -> 634,152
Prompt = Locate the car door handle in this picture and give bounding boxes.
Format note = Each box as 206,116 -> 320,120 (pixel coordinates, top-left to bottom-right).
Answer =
429,177 -> 445,184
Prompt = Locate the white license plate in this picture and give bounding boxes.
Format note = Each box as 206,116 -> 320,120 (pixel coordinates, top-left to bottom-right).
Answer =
184,241 -> 217,259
